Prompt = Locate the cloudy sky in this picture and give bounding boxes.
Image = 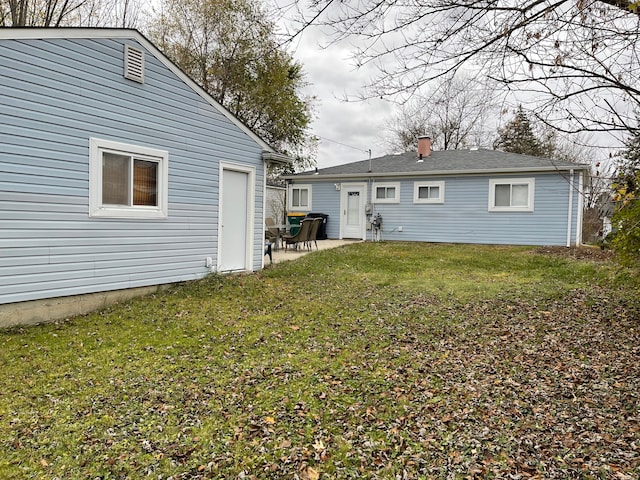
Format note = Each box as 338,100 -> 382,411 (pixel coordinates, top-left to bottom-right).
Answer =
275,12 -> 397,170
139,1 -> 620,171
297,41 -> 395,169
271,3 -> 621,172
141,0 -> 396,170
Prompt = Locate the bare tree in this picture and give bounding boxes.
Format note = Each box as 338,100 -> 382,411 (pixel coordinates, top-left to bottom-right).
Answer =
89,0 -> 146,28
0,0 -> 147,27
384,74 -> 496,152
284,1 -> 640,138
543,133 -> 616,241
1,0 -> 89,26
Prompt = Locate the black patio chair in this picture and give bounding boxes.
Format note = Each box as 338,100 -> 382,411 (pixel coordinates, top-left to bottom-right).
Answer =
283,218 -> 313,251
306,217 -> 323,251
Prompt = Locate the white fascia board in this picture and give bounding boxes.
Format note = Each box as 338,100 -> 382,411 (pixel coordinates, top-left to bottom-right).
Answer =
285,165 -> 589,181
0,28 -> 277,155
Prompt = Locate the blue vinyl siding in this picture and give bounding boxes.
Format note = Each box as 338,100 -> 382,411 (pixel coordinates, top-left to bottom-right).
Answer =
0,36 -> 265,305
297,171 -> 583,246
290,183 -> 342,238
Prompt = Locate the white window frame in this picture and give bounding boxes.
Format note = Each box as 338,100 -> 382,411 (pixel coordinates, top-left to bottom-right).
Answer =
288,184 -> 312,210
413,181 -> 445,204
89,137 -> 169,219
372,182 -> 400,204
488,178 -> 535,212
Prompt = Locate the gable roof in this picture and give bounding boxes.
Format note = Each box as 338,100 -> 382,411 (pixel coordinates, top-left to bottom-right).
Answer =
287,148 -> 588,180
0,27 -> 291,164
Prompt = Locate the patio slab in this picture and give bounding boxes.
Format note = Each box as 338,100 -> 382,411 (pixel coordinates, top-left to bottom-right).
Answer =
269,239 -> 362,264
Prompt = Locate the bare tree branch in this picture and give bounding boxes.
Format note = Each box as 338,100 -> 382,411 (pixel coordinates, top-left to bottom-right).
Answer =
283,0 -> 640,137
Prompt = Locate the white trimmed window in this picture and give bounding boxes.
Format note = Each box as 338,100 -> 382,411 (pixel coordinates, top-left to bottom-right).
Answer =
89,138 -> 168,218
414,181 -> 445,204
489,178 -> 535,212
289,184 -> 312,210
373,182 -> 400,203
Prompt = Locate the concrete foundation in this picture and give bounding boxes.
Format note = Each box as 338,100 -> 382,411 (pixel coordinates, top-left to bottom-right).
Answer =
0,286 -> 164,329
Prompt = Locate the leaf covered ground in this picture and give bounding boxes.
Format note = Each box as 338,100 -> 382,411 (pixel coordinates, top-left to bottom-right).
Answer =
0,243 -> 638,479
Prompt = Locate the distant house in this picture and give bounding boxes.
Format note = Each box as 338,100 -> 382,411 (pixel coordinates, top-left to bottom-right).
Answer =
284,136 -> 587,246
0,28 -> 289,326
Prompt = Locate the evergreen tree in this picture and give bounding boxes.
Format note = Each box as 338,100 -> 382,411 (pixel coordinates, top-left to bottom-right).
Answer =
494,106 -> 546,157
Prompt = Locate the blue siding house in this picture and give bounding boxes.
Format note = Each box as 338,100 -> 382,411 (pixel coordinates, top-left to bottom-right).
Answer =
285,137 -> 587,246
0,28 -> 289,325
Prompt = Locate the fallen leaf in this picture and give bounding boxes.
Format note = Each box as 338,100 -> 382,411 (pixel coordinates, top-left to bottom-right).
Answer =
306,466 -> 320,480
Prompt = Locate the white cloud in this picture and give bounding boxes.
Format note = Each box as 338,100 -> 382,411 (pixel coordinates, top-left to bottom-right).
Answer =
274,3 -> 622,169
285,23 -> 396,169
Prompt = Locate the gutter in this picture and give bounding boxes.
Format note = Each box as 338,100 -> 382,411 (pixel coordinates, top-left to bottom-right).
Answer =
577,171 -> 584,246
284,165 -> 589,181
262,151 -> 293,165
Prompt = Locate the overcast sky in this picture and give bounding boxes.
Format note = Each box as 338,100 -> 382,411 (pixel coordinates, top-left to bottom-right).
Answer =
271,3 -> 620,172
277,15 -> 397,170
140,1 -> 620,171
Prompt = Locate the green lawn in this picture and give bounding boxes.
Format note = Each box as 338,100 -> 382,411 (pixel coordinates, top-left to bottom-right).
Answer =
1,243 -> 638,479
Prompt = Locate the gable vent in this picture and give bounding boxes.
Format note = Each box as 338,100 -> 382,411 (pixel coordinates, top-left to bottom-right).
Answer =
124,45 -> 145,84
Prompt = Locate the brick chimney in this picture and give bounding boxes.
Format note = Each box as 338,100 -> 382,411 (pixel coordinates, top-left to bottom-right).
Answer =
417,135 -> 431,160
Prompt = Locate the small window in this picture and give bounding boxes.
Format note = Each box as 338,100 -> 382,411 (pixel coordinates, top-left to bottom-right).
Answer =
289,185 -> 312,210
89,138 -> 168,218
414,181 -> 445,204
489,178 -> 535,212
372,182 -> 400,203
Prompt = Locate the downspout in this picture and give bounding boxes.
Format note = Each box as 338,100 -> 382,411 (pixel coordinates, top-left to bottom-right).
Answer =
577,170 -> 584,246
566,169 -> 574,247
262,161 -> 268,269
368,176 -> 373,242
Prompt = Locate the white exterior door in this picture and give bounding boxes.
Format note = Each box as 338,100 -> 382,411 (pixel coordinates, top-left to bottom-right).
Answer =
340,183 -> 367,239
219,165 -> 254,271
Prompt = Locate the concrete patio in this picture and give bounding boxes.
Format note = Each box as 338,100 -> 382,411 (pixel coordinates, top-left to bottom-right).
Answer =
268,239 -> 362,264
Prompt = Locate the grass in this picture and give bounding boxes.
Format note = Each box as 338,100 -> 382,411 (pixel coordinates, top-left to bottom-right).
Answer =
0,242 -> 638,479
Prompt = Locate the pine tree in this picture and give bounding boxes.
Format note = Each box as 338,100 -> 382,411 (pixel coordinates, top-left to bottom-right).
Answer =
495,106 -> 546,157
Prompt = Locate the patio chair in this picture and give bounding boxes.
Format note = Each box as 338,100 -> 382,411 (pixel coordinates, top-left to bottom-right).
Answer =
283,217 -> 313,251
265,217 -> 280,249
306,217 -> 323,251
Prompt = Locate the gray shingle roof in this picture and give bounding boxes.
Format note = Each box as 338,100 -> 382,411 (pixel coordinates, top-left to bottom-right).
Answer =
290,148 -> 588,178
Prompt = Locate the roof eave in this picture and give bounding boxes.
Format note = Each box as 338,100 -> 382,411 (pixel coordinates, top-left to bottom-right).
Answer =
284,165 -> 588,181
262,151 -> 293,165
